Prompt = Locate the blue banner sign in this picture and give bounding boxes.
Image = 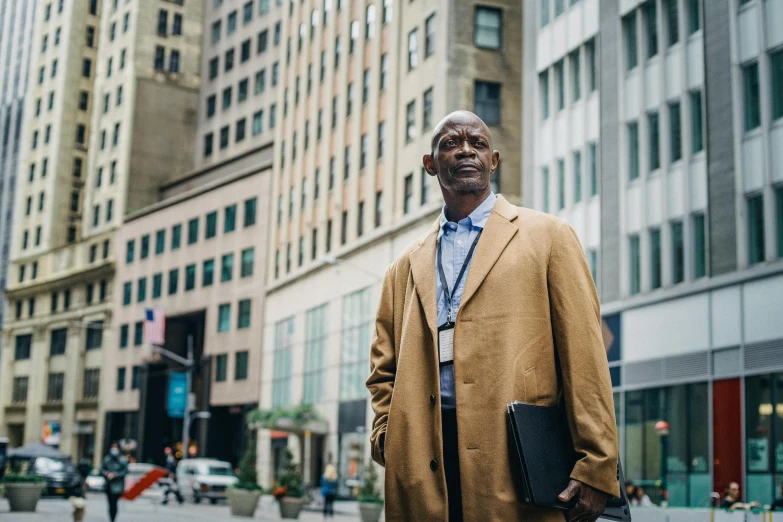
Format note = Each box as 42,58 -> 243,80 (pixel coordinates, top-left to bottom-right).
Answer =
168,372 -> 187,419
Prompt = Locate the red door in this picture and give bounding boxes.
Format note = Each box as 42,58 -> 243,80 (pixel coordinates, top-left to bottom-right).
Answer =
713,378 -> 742,497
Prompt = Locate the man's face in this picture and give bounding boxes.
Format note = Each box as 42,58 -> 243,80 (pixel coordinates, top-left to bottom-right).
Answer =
729,483 -> 740,496
423,112 -> 499,195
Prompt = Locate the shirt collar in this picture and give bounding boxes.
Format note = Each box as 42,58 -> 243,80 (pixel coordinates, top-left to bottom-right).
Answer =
438,192 -> 496,239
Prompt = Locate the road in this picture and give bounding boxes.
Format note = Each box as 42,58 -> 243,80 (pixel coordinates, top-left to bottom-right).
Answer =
0,493 -> 369,521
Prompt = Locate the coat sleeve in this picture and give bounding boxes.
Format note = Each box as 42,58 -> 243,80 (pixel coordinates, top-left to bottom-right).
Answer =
547,220 -> 620,498
366,263 -> 397,467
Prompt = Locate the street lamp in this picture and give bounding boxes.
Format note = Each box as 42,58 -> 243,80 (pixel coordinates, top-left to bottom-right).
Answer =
655,420 -> 669,506
148,335 -> 197,460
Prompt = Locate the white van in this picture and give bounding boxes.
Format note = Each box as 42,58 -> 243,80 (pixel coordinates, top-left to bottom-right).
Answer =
176,458 -> 237,504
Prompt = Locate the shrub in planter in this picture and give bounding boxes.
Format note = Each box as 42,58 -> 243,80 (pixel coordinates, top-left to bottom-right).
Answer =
273,450 -> 305,519
229,441 -> 263,517
357,462 -> 384,522
2,473 -> 46,512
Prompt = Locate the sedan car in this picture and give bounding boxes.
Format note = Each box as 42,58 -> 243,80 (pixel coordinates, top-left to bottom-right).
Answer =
32,456 -> 82,498
85,469 -> 106,492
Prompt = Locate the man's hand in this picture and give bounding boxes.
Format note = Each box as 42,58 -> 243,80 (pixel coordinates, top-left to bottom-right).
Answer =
558,480 -> 609,522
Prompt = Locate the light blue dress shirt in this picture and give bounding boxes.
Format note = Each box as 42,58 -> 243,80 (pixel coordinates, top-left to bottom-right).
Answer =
436,192 -> 496,410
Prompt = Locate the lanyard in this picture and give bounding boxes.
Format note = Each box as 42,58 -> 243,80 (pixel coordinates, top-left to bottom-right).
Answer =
437,229 -> 482,324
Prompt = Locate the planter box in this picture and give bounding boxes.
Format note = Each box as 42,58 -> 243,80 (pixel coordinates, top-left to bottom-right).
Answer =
359,501 -> 384,522
4,482 -> 44,512
228,488 -> 262,517
279,496 -> 305,519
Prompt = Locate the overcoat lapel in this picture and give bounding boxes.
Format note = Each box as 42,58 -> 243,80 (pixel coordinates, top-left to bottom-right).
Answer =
459,195 -> 519,311
408,220 -> 440,339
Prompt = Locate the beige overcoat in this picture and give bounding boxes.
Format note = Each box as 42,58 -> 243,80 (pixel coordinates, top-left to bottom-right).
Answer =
366,195 -> 620,521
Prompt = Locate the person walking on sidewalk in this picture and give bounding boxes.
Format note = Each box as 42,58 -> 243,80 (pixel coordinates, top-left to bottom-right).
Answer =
100,442 -> 128,522
321,464 -> 338,518
367,111 -> 620,522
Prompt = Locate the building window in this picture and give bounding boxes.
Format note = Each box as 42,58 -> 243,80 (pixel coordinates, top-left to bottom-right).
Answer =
624,12 -> 638,71
474,81 -> 501,126
772,49 -> 783,121
221,253 -> 234,282
85,321 -> 103,350
628,121 -> 639,180
218,303 -> 231,332
665,0 -> 679,46
154,46 -> 165,70
380,53 -> 388,90
188,218 -> 199,244
244,197 -> 257,227
204,133 -> 213,157
555,60 -> 565,110
669,101 -> 682,162
172,224 -> 181,250
183,264 -> 195,291
137,277 -> 147,302
671,221 -> 684,284
645,1 -> 658,59
47,373 -> 65,402
158,9 -> 168,36
224,205 -> 236,233
120,324 -> 129,348
630,235 -> 641,295
238,247 -> 254,278
155,229 -> 165,255
570,50 -> 581,102
422,88 -> 434,131
209,57 -> 218,79
220,126 -> 229,148
215,354 -> 228,382
173,13 -> 182,35
648,112 -> 660,171
424,13 -> 436,57
693,212 -> 706,278
557,159 -> 565,210
83,369 -> 100,399
408,28 -> 418,70
540,71 -> 550,120
169,50 -> 180,73
140,235 -> 149,259
541,167 -> 550,213
650,227 -> 661,290
225,49 -> 235,72
690,90 -> 703,153
15,334 -> 32,360
272,317 -> 295,406
573,151 -> 582,203
166,268 -> 178,295
50,328 -> 67,356
116,368 -> 126,391
475,6 -> 501,49
203,259 -> 215,286
13,377 -> 29,403
131,366 -> 142,389
340,212 -> 348,245
123,282 -> 132,305
687,0 -> 700,34
748,194 -> 765,265
303,304 -> 329,404
238,299 -> 251,329
340,288 -> 372,400
153,273 -> 163,298
743,62 -> 761,132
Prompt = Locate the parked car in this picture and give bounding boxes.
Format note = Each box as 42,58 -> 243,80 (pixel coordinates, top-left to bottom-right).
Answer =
176,459 -> 237,504
32,456 -> 82,498
85,469 -> 106,492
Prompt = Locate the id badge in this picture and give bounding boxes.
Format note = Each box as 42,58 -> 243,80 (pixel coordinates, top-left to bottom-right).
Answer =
438,323 -> 454,366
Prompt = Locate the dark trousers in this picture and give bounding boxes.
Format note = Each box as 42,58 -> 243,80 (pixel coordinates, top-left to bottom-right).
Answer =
107,491 -> 121,522
323,493 -> 336,517
442,408 -> 463,522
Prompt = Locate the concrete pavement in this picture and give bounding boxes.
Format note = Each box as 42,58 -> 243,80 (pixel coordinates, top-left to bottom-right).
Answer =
0,493 -> 372,521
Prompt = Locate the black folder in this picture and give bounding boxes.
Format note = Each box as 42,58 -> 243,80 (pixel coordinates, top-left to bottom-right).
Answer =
506,401 -> 631,521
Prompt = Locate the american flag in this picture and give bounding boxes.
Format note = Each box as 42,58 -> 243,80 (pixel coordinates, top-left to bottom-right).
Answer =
144,308 -> 166,346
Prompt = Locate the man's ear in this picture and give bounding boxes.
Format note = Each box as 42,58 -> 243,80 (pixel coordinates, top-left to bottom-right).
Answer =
422,153 -> 437,176
490,150 -> 500,172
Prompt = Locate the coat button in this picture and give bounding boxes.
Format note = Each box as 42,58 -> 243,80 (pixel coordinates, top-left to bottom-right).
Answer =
430,459 -> 438,471
430,395 -> 435,405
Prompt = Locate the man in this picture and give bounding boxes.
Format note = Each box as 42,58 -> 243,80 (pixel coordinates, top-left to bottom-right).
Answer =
366,111 -> 619,521
720,482 -> 760,510
101,442 -> 128,522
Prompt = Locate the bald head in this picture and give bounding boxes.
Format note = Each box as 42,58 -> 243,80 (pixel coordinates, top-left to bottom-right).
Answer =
430,111 -> 493,153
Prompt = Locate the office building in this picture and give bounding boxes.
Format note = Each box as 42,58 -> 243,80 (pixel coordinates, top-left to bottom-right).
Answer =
0,0 -> 37,374
258,0 -> 522,495
104,0 -> 282,466
0,0 -> 202,464
522,0 -> 783,506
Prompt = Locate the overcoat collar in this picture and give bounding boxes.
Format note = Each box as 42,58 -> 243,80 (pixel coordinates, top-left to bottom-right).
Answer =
408,194 -> 519,337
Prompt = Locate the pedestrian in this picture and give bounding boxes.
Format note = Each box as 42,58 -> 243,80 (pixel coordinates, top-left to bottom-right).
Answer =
321,464 -> 338,518
100,442 -> 128,522
631,486 -> 653,506
367,111 -> 620,521
720,481 -> 760,510
76,457 -> 92,498
161,453 -> 183,505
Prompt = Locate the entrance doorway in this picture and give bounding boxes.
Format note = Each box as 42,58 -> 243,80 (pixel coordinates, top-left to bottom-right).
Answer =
713,378 -> 742,497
